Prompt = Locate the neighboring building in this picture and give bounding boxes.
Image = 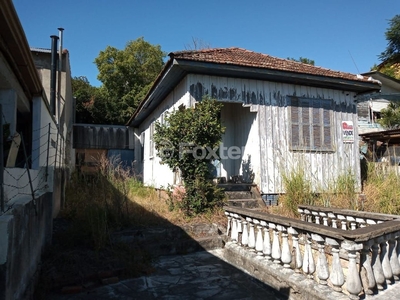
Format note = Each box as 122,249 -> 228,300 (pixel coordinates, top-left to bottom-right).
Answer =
0,1 -> 72,299
31,46 -> 75,175
357,71 -> 400,134
127,48 -> 380,196
73,124 -> 134,173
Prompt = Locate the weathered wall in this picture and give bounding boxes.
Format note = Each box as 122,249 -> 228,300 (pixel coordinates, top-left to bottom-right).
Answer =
0,192 -> 53,300
137,77 -> 190,188
73,124 -> 132,150
136,73 -> 361,193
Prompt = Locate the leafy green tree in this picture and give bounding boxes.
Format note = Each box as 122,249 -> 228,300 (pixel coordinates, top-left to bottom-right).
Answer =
379,15 -> 400,63
72,76 -> 110,124
72,76 -> 96,123
287,57 -> 315,65
94,37 -> 165,124
154,97 -> 226,215
378,101 -> 400,129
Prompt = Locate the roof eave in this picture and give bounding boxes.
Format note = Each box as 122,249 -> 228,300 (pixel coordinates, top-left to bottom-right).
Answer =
128,58 -> 381,127
176,59 -> 381,93
0,0 -> 43,99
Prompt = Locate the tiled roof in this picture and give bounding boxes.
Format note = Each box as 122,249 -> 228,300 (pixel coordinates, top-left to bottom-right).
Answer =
171,47 -> 378,84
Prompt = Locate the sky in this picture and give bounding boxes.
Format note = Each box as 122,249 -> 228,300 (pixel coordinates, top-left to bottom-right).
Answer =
12,0 -> 400,87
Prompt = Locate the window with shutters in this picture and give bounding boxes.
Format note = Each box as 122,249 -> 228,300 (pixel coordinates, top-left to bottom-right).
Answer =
288,96 -> 333,152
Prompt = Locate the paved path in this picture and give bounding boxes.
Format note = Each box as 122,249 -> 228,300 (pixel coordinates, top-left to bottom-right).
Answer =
49,247 -> 400,300
50,250 -> 286,300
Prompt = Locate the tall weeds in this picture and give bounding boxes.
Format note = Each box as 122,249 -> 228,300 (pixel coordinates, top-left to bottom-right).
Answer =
279,168 -> 314,217
362,162 -> 400,214
278,168 -> 358,216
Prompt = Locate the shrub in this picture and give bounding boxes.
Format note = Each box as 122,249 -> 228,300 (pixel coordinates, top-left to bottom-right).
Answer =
154,96 -> 226,215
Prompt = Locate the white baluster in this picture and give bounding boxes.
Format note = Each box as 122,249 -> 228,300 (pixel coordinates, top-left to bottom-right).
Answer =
346,216 -> 357,230
281,226 -> 291,268
389,233 -> 400,281
366,219 -> 377,226
237,215 -> 243,235
320,212 -> 328,226
298,208 -> 305,221
304,209 -> 312,223
360,240 -> 375,295
381,234 -> 394,284
247,217 -> 256,251
337,214 -> 347,230
302,234 -> 315,279
254,219 -> 263,256
356,218 -> 366,228
262,221 -> 271,260
342,241 -> 363,300
395,232 -> 400,280
288,227 -> 302,272
326,238 -> 344,292
372,237 -> 385,290
270,223 -> 281,264
328,212 -> 337,228
230,213 -> 238,243
312,211 -> 320,224
312,234 -> 329,285
225,212 -> 231,235
241,220 -> 249,247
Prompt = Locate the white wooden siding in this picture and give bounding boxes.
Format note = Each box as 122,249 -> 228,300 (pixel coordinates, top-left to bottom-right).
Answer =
136,73 -> 360,193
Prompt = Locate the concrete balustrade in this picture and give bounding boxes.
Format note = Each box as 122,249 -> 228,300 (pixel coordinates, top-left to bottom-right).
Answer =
224,205 -> 400,299
298,205 -> 398,229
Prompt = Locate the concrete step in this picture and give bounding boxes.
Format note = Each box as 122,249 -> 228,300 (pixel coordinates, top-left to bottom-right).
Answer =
111,224 -> 225,257
218,183 -> 255,192
225,191 -> 253,199
228,198 -> 259,209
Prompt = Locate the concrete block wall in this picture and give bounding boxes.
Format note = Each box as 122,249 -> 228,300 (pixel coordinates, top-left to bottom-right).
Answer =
0,192 -> 53,300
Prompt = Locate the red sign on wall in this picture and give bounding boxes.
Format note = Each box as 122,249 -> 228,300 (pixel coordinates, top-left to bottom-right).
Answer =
342,121 -> 354,143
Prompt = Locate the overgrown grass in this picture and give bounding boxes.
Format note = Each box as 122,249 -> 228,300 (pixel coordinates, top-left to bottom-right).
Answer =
275,168 -> 358,217
277,168 -> 314,218
63,155 -> 226,250
35,155 -> 226,298
362,162 -> 400,214
276,162 -> 400,217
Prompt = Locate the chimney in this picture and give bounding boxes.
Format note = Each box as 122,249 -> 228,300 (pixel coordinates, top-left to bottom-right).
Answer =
50,35 -> 59,116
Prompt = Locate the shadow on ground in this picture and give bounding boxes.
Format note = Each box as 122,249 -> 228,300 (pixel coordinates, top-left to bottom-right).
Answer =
34,172 -> 289,300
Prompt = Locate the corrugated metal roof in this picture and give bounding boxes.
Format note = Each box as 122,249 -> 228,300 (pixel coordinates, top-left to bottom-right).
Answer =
171,48 -> 381,85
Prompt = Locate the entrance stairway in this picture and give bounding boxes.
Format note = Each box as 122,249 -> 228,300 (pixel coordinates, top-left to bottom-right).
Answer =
218,183 -> 264,209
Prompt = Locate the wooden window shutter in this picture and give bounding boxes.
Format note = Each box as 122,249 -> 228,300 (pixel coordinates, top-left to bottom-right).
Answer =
290,97 -> 300,148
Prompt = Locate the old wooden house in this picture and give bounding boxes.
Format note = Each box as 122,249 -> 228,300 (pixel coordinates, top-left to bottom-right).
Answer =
127,48 -> 380,196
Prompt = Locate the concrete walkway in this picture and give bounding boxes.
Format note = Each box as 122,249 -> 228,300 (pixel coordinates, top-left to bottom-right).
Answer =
49,245 -> 400,300
50,250 -> 286,300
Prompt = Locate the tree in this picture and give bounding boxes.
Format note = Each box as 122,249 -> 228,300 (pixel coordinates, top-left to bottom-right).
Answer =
94,37 -> 165,124
72,76 -> 110,124
72,76 -> 96,123
379,15 -> 400,63
153,97 -> 225,215
378,101 -> 400,129
287,57 -> 315,65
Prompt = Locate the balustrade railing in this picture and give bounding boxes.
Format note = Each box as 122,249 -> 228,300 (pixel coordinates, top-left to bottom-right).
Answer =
224,205 -> 400,299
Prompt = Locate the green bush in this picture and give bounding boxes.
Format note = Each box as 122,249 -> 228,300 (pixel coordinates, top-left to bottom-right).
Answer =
154,96 -> 226,215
